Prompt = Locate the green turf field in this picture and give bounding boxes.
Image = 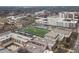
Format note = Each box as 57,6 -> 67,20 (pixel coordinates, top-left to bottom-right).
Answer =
22,27 -> 49,37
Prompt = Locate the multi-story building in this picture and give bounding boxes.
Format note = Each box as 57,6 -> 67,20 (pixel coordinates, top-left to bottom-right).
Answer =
59,12 -> 79,21
35,17 -> 78,28
0,31 -> 47,53
35,10 -> 50,18
0,31 -> 33,48
44,30 -> 65,50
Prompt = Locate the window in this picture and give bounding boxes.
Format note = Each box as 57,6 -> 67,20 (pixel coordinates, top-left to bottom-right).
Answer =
68,14 -> 73,18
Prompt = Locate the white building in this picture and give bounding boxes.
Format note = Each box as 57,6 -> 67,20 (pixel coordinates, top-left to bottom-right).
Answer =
0,31 -> 33,47
35,10 -> 50,17
59,12 -> 79,21
35,17 -> 78,28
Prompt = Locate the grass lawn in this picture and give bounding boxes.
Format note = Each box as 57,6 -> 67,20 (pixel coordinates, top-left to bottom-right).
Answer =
22,27 -> 49,37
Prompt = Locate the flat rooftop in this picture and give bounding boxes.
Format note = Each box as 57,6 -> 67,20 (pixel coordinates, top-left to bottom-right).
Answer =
45,30 -> 64,42
25,42 -> 45,53
0,31 -> 33,42
52,28 -> 72,38
45,31 -> 59,39
7,44 -> 19,52
0,32 -> 12,41
11,33 -> 32,42
46,38 -> 56,47
32,37 -> 47,45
